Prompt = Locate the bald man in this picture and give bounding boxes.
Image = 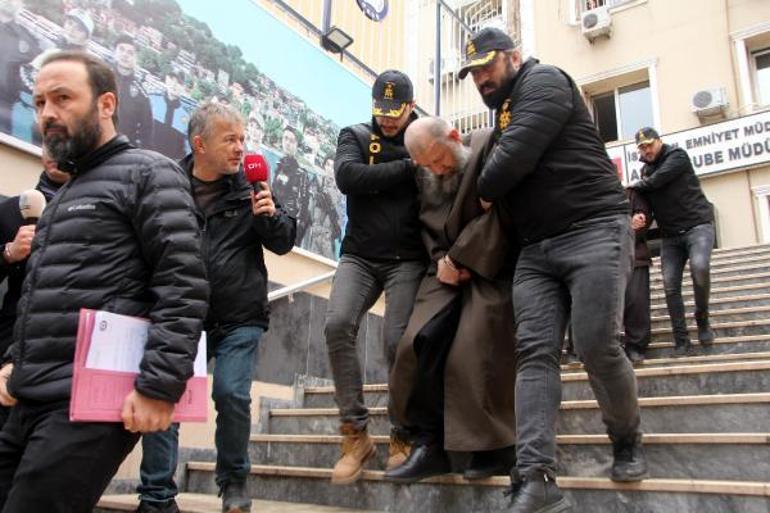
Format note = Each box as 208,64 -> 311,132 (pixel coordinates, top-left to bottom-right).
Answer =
385,118 -> 517,483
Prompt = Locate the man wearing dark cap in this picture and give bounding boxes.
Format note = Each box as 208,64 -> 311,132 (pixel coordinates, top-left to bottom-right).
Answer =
629,127 -> 716,355
113,34 -> 154,148
324,69 -> 425,484
460,27 -> 646,513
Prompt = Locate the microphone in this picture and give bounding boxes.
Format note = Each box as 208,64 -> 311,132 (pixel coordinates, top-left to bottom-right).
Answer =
243,153 -> 269,192
19,190 -> 46,225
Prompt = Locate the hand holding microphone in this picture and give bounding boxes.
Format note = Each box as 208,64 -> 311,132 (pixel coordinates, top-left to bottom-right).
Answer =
4,190 -> 46,264
244,154 -> 276,217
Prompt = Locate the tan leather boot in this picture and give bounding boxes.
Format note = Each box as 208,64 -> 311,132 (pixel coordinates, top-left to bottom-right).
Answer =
385,432 -> 411,470
331,424 -> 376,484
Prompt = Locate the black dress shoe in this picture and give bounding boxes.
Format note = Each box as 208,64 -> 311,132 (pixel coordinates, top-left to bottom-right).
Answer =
610,434 -> 648,482
383,443 -> 451,483
502,471 -> 572,513
464,445 -> 516,480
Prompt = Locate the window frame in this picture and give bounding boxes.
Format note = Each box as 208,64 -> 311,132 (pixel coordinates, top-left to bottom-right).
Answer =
751,47 -> 770,107
589,80 -> 654,143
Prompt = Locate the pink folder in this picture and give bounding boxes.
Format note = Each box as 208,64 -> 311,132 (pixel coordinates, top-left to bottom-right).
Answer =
70,308 -> 208,422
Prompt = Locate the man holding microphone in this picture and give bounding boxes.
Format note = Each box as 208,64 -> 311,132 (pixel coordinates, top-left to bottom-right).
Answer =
137,101 -> 296,513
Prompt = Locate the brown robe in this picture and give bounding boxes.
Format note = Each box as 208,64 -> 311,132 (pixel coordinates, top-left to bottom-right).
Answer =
389,128 -> 517,452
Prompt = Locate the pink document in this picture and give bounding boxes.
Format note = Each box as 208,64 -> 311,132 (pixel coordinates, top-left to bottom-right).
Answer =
70,308 -> 208,422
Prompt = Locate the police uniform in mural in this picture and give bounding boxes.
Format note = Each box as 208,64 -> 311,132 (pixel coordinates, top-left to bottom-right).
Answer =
0,16 -> 39,135
150,85 -> 190,160
116,72 -> 153,148
272,130 -> 310,244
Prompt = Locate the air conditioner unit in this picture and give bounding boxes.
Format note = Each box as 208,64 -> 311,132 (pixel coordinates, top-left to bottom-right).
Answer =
581,7 -> 612,42
691,87 -> 728,118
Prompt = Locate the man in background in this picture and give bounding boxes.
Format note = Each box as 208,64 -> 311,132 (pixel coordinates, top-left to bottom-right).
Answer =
113,34 -> 153,148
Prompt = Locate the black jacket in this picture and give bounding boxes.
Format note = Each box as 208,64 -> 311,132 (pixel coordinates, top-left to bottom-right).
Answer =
634,144 -> 714,237
179,154 -> 296,340
477,58 -> 629,244
0,173 -> 64,354
9,136 -> 209,404
335,114 -> 425,261
627,188 -> 652,267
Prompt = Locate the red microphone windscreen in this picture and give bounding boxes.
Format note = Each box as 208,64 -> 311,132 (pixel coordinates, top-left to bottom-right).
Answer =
244,154 -> 269,184
19,189 -> 46,222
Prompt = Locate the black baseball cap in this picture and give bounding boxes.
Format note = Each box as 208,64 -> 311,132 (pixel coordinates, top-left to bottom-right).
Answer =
372,70 -> 413,118
635,127 -> 660,146
458,27 -> 515,80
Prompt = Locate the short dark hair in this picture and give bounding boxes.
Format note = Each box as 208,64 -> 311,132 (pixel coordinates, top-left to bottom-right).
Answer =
114,33 -> 135,48
40,51 -> 119,125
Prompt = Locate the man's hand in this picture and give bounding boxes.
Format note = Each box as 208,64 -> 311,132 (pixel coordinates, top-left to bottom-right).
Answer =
4,225 -> 35,263
251,183 -> 276,217
480,199 -> 492,211
0,364 -> 16,407
121,389 -> 175,433
626,180 -> 641,189
631,212 -> 647,231
437,255 -> 470,286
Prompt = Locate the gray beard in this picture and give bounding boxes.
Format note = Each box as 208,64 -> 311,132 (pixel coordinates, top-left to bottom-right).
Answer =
420,144 -> 470,205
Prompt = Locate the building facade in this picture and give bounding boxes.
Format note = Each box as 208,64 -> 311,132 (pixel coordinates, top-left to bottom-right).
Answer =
522,0 -> 770,248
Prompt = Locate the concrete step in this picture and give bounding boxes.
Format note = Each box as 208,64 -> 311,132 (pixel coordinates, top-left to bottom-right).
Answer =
246,433 -> 770,482
95,493 -> 383,513
650,318 -> 770,342
646,334 -> 770,359
269,393 -> 770,436
651,281 -> 770,302
301,360 -> 770,406
650,305 -> 770,328
649,271 -> 770,294
184,464 -> 770,513
649,262 -> 770,284
650,293 -> 770,315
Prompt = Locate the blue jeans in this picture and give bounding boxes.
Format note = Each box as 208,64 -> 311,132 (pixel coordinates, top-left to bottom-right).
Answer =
138,325 -> 264,502
660,223 -> 715,344
512,214 -> 641,478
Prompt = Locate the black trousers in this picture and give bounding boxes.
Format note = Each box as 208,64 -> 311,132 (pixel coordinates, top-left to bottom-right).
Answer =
624,265 -> 651,351
405,297 -> 462,445
0,399 -> 140,513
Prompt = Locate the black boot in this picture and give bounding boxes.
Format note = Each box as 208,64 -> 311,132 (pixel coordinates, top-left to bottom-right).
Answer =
136,500 -> 180,513
610,433 -> 648,482
464,445 -> 516,480
502,470 -> 572,513
673,338 -> 694,357
383,442 -> 451,483
695,313 -> 715,346
221,480 -> 251,513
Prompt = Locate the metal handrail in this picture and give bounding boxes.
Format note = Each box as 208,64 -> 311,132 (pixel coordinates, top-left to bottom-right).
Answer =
267,270 -> 336,303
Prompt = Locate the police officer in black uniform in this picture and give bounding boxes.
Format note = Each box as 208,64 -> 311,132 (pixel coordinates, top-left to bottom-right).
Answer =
0,0 -> 40,134
113,34 -> 153,148
272,126 -> 310,244
324,70 -> 426,485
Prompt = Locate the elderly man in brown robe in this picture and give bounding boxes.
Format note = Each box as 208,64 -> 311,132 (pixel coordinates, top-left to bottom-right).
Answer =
385,117 -> 517,483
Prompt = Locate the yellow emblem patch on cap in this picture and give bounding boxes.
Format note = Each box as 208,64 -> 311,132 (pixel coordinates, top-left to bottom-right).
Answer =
466,40 -> 477,57
384,82 -> 395,100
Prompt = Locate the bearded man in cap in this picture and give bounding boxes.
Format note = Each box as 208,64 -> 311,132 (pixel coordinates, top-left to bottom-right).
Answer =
459,27 -> 646,513
324,69 -> 426,484
628,127 -> 716,356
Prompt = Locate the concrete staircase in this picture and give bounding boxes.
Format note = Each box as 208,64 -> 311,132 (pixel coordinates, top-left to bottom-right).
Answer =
98,243 -> 770,513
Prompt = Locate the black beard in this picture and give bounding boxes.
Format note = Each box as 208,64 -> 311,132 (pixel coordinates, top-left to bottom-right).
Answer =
481,85 -> 512,110
43,105 -> 102,164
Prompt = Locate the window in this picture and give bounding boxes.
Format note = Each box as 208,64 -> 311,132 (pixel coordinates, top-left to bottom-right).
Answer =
591,81 -> 654,143
579,0 -> 637,13
754,49 -> 770,106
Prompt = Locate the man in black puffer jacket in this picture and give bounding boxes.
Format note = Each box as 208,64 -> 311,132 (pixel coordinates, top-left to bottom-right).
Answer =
629,127 -> 716,356
459,28 -> 645,512
0,51 -> 208,513
325,70 -> 426,484
137,101 -> 296,513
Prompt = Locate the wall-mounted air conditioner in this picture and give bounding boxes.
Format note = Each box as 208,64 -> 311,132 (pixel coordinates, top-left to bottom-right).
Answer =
581,7 -> 612,42
691,87 -> 728,118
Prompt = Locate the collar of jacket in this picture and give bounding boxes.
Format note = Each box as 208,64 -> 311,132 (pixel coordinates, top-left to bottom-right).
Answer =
179,153 -> 251,203
369,110 -> 418,144
35,170 -> 65,202
57,135 -> 133,175
494,57 -> 539,110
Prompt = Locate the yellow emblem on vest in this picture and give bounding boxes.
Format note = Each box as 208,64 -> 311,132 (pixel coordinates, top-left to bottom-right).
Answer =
384,82 -> 395,100
498,99 -> 512,131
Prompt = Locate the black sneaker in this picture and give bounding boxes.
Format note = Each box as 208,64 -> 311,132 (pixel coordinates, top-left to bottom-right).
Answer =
503,471 -> 572,513
221,480 -> 251,513
696,318 -> 715,346
673,342 -> 694,357
610,434 -> 648,482
136,500 -> 180,513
